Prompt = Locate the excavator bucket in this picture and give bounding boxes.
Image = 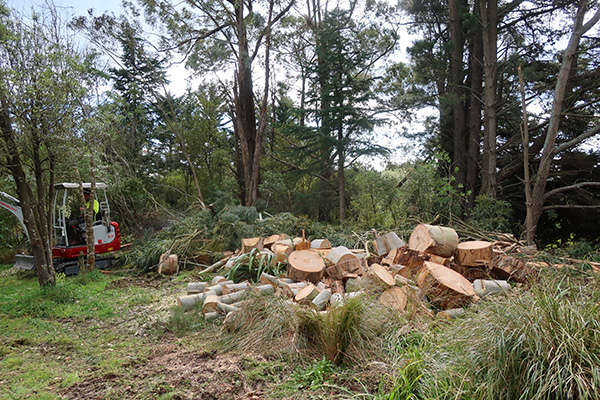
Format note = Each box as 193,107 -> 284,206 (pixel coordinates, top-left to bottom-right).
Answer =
13,254 -> 35,270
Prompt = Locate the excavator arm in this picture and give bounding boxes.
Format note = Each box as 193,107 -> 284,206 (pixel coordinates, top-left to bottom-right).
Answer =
0,191 -> 29,240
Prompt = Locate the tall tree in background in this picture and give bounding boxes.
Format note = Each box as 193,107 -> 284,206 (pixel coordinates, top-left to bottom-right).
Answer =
138,0 -> 294,207
0,4 -> 97,286
524,1 -> 600,244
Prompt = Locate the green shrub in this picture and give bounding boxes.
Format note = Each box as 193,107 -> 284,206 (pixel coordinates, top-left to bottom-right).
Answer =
468,194 -> 514,233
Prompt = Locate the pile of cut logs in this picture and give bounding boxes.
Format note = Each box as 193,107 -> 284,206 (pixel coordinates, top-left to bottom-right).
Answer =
176,224 -> 535,321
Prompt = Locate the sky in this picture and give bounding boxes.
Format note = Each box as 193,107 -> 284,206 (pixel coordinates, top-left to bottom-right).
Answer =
6,0 -> 194,95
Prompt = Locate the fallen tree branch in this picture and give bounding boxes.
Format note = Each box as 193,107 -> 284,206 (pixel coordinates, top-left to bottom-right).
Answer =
199,256 -> 232,275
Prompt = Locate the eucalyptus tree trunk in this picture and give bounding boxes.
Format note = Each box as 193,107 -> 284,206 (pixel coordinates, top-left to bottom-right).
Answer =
525,2 -> 600,245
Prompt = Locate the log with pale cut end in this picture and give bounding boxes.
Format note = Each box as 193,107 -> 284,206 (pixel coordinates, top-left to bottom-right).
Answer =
255,284 -> 275,295
473,279 -> 510,296
222,282 -> 250,295
374,232 -> 406,256
220,289 -> 249,304
326,246 -> 357,265
409,224 -> 459,257
204,311 -> 221,321
311,239 -> 332,249
263,234 -> 280,249
217,302 -> 239,314
417,261 -> 478,309
330,293 -> 345,307
158,253 -> 179,275
241,237 -> 264,253
295,284 -> 320,303
177,294 -> 201,310
187,282 -> 207,294
211,276 -> 228,286
273,242 -> 293,263
437,308 -> 465,320
282,282 -> 309,298
202,294 -> 220,314
288,250 -> 325,283
326,257 -> 367,280
364,264 -> 396,292
455,241 -> 493,267
378,286 -> 408,312
311,289 -> 332,310
345,277 -> 365,293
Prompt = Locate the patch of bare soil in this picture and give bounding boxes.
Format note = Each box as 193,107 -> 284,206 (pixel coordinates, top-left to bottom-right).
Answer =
60,344 -> 274,400
105,275 -> 170,290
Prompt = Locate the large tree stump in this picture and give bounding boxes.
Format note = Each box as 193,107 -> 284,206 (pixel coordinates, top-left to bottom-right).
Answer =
326,246 -> 357,265
417,261 -> 478,309
455,241 -> 493,266
288,250 -> 325,283
409,224 -> 458,257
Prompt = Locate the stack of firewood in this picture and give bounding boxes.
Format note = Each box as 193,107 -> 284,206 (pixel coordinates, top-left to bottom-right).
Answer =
177,224 -> 537,321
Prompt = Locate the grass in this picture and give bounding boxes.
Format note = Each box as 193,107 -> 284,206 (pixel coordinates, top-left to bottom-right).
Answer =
2,260 -> 600,400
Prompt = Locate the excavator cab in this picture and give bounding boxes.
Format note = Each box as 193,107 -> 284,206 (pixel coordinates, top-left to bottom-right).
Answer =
51,183 -> 121,274
0,183 -> 121,274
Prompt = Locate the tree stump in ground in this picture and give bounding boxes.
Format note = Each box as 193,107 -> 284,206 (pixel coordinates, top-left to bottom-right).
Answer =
409,224 -> 458,257
417,261 -> 478,309
288,250 -> 326,283
455,241 -> 493,266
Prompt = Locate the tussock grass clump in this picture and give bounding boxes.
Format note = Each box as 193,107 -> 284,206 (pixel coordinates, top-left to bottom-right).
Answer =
424,274 -> 600,399
219,292 -> 300,356
220,293 -> 405,364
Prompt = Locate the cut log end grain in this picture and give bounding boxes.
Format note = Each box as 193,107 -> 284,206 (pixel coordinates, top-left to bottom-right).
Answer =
287,250 -> 325,283
241,237 -> 264,254
408,224 -> 458,258
455,241 -> 493,267
295,284 -> 319,303
378,286 -> 408,311
417,261 -> 477,309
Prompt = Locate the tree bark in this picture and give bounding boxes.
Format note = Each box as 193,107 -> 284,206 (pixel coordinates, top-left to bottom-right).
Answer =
480,0 -> 498,197
525,2 -> 600,245
0,95 -> 55,286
